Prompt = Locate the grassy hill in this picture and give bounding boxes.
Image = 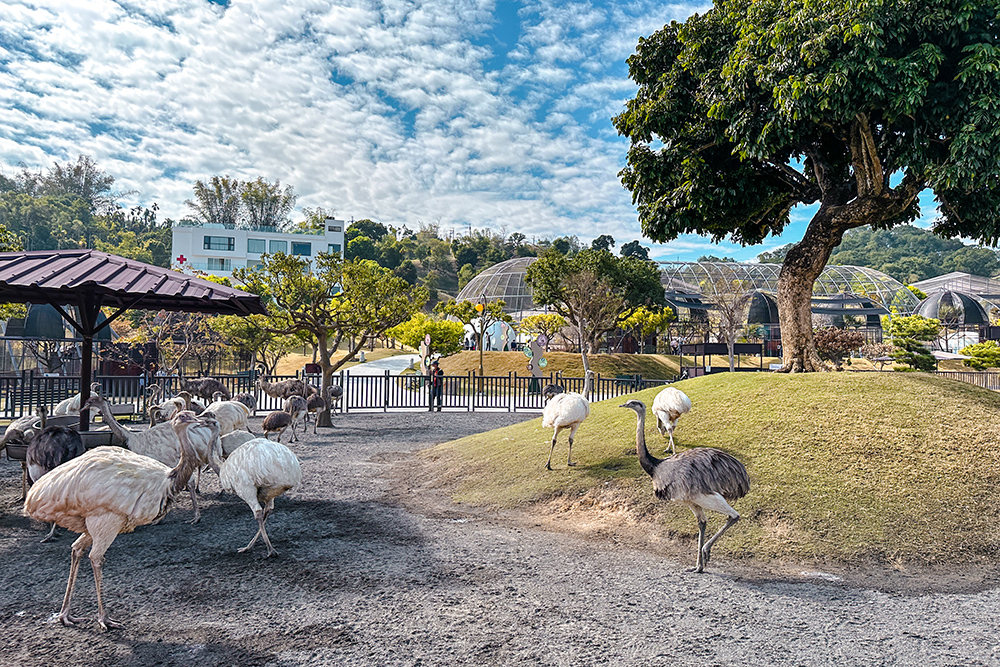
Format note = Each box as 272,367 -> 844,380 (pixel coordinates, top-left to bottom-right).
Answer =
416,372 -> 1000,566
438,351 -> 689,379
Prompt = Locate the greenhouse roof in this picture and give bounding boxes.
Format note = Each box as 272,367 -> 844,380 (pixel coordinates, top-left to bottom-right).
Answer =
455,256 -> 539,315
659,262 -> 922,314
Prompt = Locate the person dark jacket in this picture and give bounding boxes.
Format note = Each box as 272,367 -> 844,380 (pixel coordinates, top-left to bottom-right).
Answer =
429,361 -> 444,410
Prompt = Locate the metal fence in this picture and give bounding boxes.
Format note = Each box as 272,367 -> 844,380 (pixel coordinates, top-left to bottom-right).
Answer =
0,370 -> 677,422
935,371 -> 1000,392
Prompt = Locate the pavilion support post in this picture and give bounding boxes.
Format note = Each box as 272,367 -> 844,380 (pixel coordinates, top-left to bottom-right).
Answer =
78,334 -> 93,432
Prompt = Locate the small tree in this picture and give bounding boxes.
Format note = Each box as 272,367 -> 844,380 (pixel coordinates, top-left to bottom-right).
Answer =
209,314 -> 297,373
619,306 -> 675,353
434,298 -> 511,375
388,313 -> 465,356
813,328 -> 866,370
518,314 -> 568,351
960,341 -> 1000,371
526,248 -> 664,393
235,253 -> 427,426
882,314 -> 940,372
702,270 -> 754,372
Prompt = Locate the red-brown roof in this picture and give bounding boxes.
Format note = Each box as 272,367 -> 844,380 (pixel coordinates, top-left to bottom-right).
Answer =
0,249 -> 266,316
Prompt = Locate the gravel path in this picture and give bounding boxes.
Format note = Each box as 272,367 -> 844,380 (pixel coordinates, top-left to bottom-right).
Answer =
1,411 -> 998,666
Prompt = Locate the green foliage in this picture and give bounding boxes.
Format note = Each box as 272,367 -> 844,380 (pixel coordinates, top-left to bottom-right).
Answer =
591,234 -> 615,252
619,306 -> 675,342
517,313 -> 568,341
959,341 -> 1000,371
345,219 -> 388,244
457,263 -> 477,290
698,255 -> 735,263
186,175 -> 242,228
813,327 -> 866,367
240,176 -> 296,229
387,313 -> 465,356
433,298 -> 511,327
883,313 -> 941,371
346,235 -> 377,261
619,240 -> 650,260
233,252 -> 427,386
395,260 -> 418,285
830,226 -> 998,283
906,285 -> 927,300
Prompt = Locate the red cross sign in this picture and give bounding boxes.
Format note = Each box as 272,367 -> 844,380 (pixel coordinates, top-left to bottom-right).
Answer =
176,255 -> 187,264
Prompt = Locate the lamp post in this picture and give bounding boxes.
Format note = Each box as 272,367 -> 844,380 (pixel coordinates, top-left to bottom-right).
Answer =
476,294 -> 486,377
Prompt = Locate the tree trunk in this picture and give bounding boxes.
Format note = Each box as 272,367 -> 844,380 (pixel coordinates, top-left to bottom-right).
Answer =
316,332 -> 334,428
727,338 -> 736,372
776,210 -> 844,373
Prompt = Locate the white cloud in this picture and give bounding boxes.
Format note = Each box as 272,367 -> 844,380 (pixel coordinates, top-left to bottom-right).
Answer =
1,0 -> 728,254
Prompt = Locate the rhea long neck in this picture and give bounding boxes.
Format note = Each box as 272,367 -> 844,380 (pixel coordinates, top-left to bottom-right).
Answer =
633,407 -> 662,477
168,424 -> 200,496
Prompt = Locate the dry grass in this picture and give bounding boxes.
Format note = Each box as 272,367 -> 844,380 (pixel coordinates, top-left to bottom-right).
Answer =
273,347 -> 411,375
418,372 -> 1000,566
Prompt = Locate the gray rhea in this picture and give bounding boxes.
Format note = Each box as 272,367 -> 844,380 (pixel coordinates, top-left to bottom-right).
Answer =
26,425 -> 86,542
261,410 -> 292,443
620,399 -> 749,573
179,377 -> 231,402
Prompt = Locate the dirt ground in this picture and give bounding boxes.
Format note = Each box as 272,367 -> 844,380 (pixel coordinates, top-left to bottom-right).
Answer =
1,411 -> 999,666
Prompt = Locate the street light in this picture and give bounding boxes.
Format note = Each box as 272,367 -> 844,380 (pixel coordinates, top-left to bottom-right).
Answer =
476,294 -> 486,377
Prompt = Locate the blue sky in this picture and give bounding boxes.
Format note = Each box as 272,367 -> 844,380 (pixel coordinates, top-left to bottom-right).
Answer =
0,0 -> 941,262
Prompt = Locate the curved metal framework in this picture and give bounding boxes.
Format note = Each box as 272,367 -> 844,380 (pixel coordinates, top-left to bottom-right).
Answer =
455,257 -> 539,315
659,262 -> 921,314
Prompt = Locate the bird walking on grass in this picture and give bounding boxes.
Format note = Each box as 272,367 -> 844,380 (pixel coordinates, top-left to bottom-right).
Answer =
651,386 -> 692,454
620,399 -> 749,573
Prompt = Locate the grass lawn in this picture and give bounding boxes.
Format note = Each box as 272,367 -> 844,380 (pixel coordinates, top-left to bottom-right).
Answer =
418,371 -> 1000,566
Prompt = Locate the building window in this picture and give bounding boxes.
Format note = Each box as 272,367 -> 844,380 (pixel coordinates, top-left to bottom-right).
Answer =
246,259 -> 263,269
204,236 -> 235,251
328,225 -> 342,232
207,258 -> 232,271
328,243 -> 342,254
247,238 -> 265,254
291,242 -> 312,256
269,240 -> 288,254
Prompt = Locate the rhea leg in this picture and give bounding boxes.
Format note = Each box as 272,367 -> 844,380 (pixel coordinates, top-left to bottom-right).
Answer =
187,478 -> 201,524
85,514 -> 125,631
258,499 -> 278,557
58,532 -> 93,626
691,493 -> 740,572
41,522 -> 58,543
567,423 -> 580,467
545,429 -> 559,470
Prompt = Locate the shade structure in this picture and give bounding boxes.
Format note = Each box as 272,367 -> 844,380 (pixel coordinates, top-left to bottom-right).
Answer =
0,249 -> 267,429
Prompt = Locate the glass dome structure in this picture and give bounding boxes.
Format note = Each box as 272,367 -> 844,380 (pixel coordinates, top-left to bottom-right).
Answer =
660,262 -> 921,315
455,257 -> 539,315
917,290 -> 989,325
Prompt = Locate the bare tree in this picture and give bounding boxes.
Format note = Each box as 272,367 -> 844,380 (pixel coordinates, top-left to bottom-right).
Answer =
703,265 -> 754,372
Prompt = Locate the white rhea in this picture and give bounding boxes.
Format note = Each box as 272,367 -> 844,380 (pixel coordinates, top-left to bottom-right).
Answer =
83,396 -> 222,523
651,386 -> 692,454
620,399 -> 749,573
201,400 -> 252,435
540,384 -> 590,470
52,382 -> 103,417
23,411 -> 205,631
220,437 -> 302,557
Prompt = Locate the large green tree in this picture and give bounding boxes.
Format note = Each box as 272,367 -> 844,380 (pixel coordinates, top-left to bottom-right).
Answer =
614,0 -> 1000,372
234,253 -> 426,426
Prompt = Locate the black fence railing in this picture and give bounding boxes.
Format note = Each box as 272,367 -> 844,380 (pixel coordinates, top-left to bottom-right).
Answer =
0,370 -> 679,421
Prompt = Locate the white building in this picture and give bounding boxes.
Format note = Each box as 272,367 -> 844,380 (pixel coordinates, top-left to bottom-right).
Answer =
170,218 -> 346,277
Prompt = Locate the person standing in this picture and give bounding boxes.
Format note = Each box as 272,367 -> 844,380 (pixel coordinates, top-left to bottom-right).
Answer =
428,359 -> 444,411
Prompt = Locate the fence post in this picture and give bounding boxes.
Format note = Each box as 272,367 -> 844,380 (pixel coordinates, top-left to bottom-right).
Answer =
384,369 -> 390,412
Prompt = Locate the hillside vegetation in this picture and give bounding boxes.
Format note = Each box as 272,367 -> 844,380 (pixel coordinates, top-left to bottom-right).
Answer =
417,372 -> 1000,566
